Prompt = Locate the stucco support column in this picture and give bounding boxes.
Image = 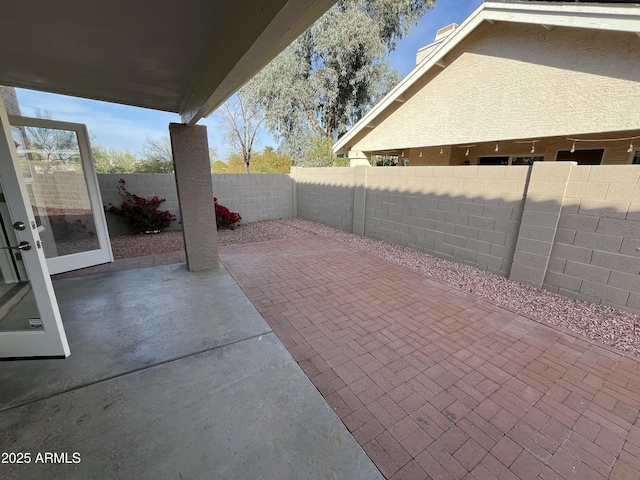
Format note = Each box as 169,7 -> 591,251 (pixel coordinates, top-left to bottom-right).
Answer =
509,161 -> 575,288
348,150 -> 370,167
169,123 -> 219,271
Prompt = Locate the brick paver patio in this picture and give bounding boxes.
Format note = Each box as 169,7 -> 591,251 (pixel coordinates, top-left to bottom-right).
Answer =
220,236 -> 640,480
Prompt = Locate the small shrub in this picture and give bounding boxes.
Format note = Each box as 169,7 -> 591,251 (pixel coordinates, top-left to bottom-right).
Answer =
106,179 -> 176,233
214,197 -> 241,230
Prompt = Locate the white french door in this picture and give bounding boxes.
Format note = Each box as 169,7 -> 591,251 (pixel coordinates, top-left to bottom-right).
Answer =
8,115 -> 113,275
0,104 -> 69,358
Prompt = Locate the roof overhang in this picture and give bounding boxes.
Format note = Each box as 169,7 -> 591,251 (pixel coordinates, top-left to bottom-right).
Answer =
334,1 -> 640,154
0,0 -> 336,124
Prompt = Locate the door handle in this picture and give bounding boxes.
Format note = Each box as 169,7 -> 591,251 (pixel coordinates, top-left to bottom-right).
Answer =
0,241 -> 31,251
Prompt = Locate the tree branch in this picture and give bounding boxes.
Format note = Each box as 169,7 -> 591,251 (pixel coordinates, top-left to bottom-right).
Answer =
307,112 -> 327,137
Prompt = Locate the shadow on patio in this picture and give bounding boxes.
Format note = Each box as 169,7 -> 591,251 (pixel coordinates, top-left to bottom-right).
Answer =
0,263 -> 381,479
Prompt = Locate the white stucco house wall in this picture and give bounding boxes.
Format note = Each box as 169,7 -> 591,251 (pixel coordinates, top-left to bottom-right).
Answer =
334,1 -> 640,168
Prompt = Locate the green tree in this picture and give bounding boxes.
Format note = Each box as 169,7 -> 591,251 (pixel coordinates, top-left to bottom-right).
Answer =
225,153 -> 247,174
305,135 -> 348,167
211,160 -> 228,173
92,143 -> 137,173
137,135 -> 174,173
245,0 -> 433,165
217,149 -> 291,174
137,136 -> 218,173
251,147 -> 292,173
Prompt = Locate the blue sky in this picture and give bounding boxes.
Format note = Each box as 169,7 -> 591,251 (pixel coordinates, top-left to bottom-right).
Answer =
15,0 -> 481,159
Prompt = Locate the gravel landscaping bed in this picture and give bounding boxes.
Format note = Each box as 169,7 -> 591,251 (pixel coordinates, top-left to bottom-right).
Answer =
109,222 -> 313,258
109,230 -> 185,259
110,218 -> 640,357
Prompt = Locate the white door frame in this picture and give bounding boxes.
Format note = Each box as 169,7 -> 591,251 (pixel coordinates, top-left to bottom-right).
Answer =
8,115 -> 113,275
0,102 -> 70,358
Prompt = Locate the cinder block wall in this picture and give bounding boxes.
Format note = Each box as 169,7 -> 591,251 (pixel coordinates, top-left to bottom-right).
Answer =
292,167 -> 355,232
97,166 -> 640,316
543,165 -> 640,313
31,172 -> 92,211
364,166 -> 530,276
294,163 -> 640,316
212,174 -> 293,224
98,173 -> 293,235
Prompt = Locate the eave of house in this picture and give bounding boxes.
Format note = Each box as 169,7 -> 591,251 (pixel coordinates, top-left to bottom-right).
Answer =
333,1 -> 640,154
0,0 -> 336,125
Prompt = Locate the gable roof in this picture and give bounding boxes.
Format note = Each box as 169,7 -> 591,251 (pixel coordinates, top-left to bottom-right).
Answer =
334,1 -> 640,154
0,0 -> 336,124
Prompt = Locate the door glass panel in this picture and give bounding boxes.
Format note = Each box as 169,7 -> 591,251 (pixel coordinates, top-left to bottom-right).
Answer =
13,124 -> 100,258
0,185 -> 41,333
0,282 -> 39,332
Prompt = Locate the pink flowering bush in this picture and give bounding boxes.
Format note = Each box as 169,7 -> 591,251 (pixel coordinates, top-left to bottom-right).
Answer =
214,197 -> 241,230
106,179 -> 176,233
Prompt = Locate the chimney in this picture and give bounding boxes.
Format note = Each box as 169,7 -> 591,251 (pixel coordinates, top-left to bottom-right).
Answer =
416,23 -> 458,65
434,23 -> 458,41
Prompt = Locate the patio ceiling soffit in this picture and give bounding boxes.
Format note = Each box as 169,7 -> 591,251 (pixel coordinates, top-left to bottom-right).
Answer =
0,0 -> 336,125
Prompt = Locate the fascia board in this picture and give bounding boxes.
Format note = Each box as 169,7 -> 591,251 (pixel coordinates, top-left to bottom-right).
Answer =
484,2 -> 640,33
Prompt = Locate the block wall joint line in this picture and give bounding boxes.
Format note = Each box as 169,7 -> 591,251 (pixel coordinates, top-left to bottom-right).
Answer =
352,166 -> 368,236
290,168 -> 298,218
363,167 -> 368,236
541,164 -> 574,282
509,162 -> 576,289
352,167 -> 357,234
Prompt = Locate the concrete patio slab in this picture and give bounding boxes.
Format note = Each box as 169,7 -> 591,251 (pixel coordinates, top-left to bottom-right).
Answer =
0,263 -> 381,479
220,235 -> 640,480
1,264 -> 269,410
